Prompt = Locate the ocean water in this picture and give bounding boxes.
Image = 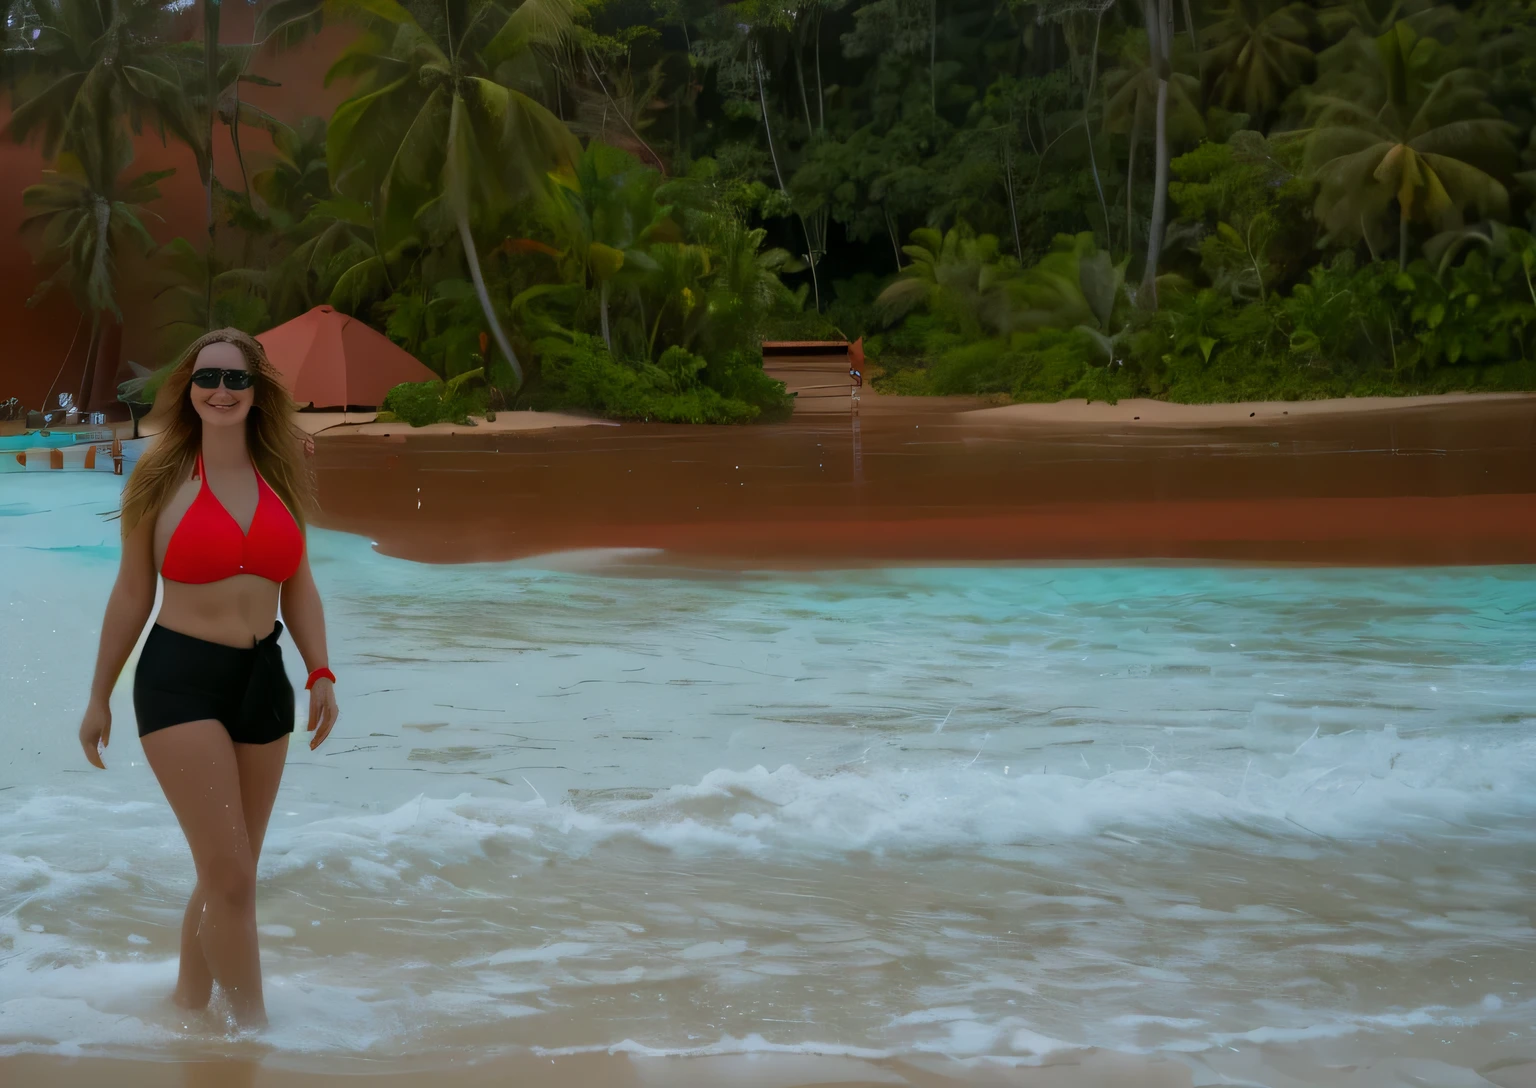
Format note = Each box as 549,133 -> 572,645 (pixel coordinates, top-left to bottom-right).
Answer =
3,473 -> 1536,1083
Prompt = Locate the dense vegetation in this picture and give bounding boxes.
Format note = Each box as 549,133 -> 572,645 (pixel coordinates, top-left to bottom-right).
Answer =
6,0 -> 1536,419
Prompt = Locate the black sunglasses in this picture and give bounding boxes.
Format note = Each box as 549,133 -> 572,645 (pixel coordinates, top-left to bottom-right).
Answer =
191,367 -> 254,391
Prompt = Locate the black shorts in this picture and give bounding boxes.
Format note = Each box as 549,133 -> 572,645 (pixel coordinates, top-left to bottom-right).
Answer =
134,621 -> 296,745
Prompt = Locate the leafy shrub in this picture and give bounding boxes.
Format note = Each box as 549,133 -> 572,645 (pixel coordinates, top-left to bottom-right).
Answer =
704,347 -> 797,421
380,381 -> 444,426
526,334 -> 789,423
377,370 -> 489,426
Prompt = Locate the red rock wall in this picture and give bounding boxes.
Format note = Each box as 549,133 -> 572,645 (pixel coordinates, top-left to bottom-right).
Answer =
0,4 -> 354,411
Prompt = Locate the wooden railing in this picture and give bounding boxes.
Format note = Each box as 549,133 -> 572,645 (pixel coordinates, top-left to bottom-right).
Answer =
761,340 -> 850,356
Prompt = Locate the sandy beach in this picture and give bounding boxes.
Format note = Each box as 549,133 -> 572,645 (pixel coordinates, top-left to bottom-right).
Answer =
291,409 -> 618,437
955,391 -> 1536,427
7,389 -> 1531,442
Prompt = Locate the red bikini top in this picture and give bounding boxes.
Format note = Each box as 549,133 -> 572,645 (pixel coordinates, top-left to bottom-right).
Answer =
161,452 -> 303,584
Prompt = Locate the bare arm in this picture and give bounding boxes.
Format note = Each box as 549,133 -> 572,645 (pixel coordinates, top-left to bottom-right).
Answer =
79,515 -> 157,767
280,547 -> 329,674
280,545 -> 339,749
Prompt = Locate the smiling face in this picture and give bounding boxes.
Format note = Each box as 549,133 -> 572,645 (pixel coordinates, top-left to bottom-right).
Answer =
188,340 -> 255,429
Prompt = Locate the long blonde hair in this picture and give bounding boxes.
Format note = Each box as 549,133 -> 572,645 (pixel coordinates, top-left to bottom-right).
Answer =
119,329 -> 315,540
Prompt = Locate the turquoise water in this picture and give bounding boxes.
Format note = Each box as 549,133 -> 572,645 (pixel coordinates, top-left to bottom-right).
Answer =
2,474 -> 1535,1083
0,430 -> 102,451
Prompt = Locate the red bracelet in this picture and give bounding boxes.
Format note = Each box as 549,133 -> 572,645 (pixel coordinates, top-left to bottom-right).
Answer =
305,667 -> 336,690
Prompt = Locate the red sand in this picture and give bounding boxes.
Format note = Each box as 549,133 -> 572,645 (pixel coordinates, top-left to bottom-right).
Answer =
308,400 -> 1536,567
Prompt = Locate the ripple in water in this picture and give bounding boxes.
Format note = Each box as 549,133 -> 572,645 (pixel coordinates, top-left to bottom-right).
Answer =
3,476 -> 1535,1083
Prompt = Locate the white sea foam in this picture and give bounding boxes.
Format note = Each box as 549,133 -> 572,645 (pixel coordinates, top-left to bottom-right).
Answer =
4,473 -> 1535,1073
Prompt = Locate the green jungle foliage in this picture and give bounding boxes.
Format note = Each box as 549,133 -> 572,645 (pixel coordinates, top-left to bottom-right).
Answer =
6,0 -> 1536,415
377,369 -> 491,427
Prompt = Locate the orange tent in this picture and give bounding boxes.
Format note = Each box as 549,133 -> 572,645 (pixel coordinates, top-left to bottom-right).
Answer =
256,305 -> 439,409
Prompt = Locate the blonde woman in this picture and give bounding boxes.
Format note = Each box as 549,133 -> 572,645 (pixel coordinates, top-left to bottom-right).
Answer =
77,329 -> 340,1028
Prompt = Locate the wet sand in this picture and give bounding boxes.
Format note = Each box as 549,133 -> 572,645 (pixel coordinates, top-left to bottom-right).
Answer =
309,398 -> 1536,567
0,1049 -> 1199,1088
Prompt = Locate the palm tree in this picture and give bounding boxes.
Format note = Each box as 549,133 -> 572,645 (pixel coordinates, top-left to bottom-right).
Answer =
260,195 -> 392,320
694,214 -> 802,358
4,0 -> 200,169
21,115 -> 169,408
546,142 -> 671,352
567,60 -> 667,171
251,115 -> 331,228
188,41 -> 287,198
1005,232 -> 1130,339
875,222 -> 1020,338
1102,29 -> 1202,265
148,235 -> 269,355
1316,0 -> 1457,53
1200,0 -> 1317,123
245,119 -> 389,320
1304,22 -> 1517,268
325,0 -> 580,389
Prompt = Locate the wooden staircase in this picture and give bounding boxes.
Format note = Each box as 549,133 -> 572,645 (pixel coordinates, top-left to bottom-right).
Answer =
762,342 -> 853,415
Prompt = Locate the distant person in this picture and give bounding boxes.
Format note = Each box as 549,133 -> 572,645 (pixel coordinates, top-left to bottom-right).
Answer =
849,337 -> 865,411
77,329 -> 340,1029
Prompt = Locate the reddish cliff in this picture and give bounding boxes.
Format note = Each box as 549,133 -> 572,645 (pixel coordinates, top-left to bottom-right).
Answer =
0,4 -> 353,411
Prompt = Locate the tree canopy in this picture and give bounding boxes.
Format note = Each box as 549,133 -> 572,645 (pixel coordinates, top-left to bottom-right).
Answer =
6,0 -> 1536,415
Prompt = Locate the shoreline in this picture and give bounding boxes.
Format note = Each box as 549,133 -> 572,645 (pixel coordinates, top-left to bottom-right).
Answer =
293,409 -> 617,437
4,390 -> 1533,443
304,390 -> 1536,435
954,391 -> 1536,427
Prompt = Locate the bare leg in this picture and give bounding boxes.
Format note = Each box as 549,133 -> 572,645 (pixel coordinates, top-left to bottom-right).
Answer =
142,720 -> 268,1027
172,735 -> 290,1012
173,885 -> 211,1010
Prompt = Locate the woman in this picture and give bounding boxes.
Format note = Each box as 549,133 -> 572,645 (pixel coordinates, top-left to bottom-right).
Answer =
77,329 -> 340,1029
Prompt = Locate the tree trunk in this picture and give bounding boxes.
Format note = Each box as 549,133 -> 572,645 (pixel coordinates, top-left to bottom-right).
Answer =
1003,138 -> 1022,257
77,318 -> 102,413
793,30 -> 814,132
599,277 -> 612,351
88,317 -> 123,412
585,55 -> 665,173
754,49 -> 787,190
459,213 -> 524,388
814,6 -> 825,133
800,213 -> 822,312
1398,209 -> 1409,271
930,0 -> 937,113
230,109 -> 250,197
1125,94 -> 1142,259
1139,77 -> 1169,307
1084,7 -> 1111,245
885,204 -> 903,271
1139,0 -> 1171,308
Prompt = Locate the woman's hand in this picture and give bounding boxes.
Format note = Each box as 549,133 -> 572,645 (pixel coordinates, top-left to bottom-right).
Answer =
307,679 -> 338,751
79,699 -> 112,769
